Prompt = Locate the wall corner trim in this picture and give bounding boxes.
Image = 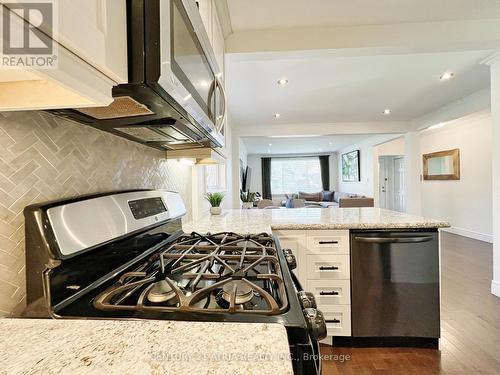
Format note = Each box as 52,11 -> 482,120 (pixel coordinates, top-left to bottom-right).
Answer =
492,280 -> 500,298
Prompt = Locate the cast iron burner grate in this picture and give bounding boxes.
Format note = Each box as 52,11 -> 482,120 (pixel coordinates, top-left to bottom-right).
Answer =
94,232 -> 289,315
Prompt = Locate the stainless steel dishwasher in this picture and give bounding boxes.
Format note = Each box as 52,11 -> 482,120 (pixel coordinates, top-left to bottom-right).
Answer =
349,230 -> 440,347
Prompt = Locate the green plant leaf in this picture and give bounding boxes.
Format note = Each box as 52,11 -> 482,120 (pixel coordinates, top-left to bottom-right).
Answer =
205,192 -> 225,207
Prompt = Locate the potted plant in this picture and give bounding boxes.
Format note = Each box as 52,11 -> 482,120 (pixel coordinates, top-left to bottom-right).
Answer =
205,192 -> 224,215
240,190 -> 255,209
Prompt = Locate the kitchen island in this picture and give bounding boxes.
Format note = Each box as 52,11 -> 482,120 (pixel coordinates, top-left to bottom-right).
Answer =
0,319 -> 293,375
184,207 -> 449,346
183,207 -> 450,234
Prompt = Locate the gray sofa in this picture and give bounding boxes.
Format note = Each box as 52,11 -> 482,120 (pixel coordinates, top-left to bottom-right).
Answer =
282,191 -> 374,208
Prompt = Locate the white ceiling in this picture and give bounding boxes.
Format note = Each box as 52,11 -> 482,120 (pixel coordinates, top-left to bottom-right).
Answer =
226,50 -> 492,127
226,0 -> 500,30
242,134 -> 373,155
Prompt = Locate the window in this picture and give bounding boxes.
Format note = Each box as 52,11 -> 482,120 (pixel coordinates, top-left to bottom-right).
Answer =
205,163 -> 226,192
271,157 -> 322,194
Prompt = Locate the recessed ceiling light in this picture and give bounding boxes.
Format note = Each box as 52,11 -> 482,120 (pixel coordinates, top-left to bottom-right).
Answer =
268,143 -> 272,146
274,113 -> 281,118
277,79 -> 288,86
383,109 -> 392,115
440,72 -> 454,81
267,149 -> 271,153
329,141 -> 333,145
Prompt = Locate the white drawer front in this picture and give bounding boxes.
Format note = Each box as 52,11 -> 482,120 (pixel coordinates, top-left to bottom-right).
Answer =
308,279 -> 351,305
306,254 -> 350,280
306,230 -> 350,255
321,305 -> 351,337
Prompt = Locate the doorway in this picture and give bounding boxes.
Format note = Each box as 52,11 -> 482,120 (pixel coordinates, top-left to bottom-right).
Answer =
379,156 -> 405,212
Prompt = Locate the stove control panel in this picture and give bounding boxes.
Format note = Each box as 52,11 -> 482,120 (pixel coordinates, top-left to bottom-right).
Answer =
128,197 -> 167,219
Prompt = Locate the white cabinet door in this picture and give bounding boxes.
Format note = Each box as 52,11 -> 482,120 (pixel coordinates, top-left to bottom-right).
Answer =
306,255 -> 350,280
321,305 -> 352,337
306,230 -> 350,255
3,0 -> 127,83
274,230 -> 307,286
0,4 -> 115,110
56,0 -> 128,83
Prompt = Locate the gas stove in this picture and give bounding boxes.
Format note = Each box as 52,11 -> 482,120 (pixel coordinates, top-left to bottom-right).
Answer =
94,232 -> 290,315
24,190 -> 326,375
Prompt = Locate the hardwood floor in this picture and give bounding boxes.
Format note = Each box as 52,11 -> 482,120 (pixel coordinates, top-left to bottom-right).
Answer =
320,232 -> 500,374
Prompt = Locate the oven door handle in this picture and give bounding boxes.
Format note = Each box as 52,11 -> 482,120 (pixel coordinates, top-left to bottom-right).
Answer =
290,270 -> 305,292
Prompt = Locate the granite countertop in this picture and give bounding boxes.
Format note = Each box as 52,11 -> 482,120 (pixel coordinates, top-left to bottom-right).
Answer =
183,207 -> 450,234
0,319 -> 293,375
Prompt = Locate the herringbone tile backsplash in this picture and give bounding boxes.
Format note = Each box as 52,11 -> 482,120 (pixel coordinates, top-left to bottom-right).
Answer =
0,111 -> 193,316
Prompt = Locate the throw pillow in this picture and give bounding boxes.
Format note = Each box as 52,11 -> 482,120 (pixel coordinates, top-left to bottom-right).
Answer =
322,190 -> 334,202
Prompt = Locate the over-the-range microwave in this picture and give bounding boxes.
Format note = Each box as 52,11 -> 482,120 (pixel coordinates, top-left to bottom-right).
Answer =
52,0 -> 226,151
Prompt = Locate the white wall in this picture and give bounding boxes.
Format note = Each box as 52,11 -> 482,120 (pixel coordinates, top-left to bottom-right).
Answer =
375,137 -> 405,156
247,154 -> 262,194
192,121 -> 236,216
337,134 -> 400,197
330,153 -> 339,191
420,112 -> 492,242
338,146 -> 373,196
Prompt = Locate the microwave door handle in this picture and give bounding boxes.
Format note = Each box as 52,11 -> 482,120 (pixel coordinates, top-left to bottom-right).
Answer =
215,76 -> 227,133
354,236 -> 434,244
207,79 -> 217,124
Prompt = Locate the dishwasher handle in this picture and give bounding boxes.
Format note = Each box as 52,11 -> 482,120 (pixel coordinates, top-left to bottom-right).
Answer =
354,236 -> 434,244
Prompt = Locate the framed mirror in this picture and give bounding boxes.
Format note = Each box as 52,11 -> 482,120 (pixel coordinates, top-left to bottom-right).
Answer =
423,149 -> 460,180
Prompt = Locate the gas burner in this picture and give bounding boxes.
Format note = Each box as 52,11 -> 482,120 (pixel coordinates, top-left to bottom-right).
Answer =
147,280 -> 176,303
221,280 -> 254,304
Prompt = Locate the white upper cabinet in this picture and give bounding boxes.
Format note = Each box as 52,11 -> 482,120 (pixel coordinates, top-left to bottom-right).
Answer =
56,0 -> 128,83
211,7 -> 225,79
0,0 -> 127,111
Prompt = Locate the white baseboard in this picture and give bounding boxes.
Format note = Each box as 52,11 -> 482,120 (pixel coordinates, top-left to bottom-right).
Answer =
441,227 -> 493,243
492,280 -> 500,298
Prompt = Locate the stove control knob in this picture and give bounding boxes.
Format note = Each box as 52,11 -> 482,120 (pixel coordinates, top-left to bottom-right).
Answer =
303,308 -> 327,341
297,291 -> 317,309
282,248 -> 297,270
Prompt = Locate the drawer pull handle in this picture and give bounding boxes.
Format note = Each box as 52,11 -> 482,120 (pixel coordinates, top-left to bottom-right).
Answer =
319,291 -> 339,296
319,266 -> 339,271
318,240 -> 338,245
326,319 -> 341,324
